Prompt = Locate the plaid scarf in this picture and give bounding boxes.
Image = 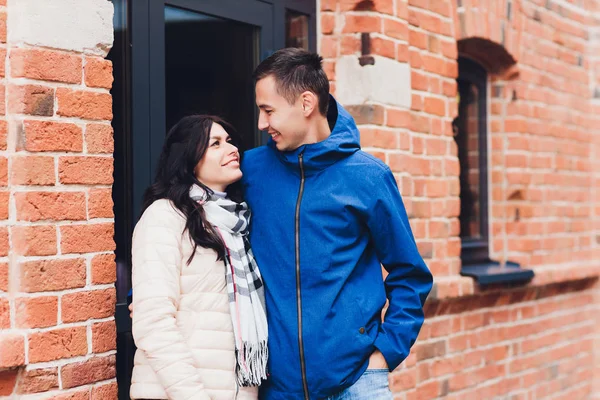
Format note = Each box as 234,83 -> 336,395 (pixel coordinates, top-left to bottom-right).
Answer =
189,185 -> 268,387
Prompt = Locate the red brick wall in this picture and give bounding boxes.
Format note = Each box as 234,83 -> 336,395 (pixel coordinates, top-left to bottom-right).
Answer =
321,0 -> 600,398
0,1 -> 117,396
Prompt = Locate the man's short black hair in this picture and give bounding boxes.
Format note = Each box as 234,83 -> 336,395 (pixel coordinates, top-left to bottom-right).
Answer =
253,48 -> 330,116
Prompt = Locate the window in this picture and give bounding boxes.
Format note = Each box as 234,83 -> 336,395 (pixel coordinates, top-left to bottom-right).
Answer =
455,57 -> 489,265
454,57 -> 533,285
286,10 -> 309,50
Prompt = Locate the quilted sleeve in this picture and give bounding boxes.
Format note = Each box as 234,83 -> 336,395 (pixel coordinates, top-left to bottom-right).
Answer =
131,200 -> 211,400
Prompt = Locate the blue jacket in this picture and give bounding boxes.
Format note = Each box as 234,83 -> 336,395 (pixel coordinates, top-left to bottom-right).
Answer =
241,97 -> 432,400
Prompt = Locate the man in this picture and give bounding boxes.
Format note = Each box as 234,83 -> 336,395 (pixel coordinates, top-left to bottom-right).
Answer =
241,48 -> 433,399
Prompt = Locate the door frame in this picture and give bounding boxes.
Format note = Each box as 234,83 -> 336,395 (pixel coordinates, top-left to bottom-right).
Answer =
115,1 -> 316,397
131,0 -> 277,221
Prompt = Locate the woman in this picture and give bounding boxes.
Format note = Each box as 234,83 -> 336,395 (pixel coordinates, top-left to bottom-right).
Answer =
129,115 -> 268,400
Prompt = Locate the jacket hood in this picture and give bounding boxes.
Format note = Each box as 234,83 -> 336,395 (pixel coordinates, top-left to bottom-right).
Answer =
268,95 -> 360,176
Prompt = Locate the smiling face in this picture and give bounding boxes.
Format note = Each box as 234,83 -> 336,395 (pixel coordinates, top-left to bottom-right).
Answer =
194,122 -> 242,192
255,75 -> 311,152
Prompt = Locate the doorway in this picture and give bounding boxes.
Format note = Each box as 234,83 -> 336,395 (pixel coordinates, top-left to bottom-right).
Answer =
109,1 -> 316,398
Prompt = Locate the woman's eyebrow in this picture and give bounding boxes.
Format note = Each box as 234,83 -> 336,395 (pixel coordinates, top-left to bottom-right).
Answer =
209,134 -> 230,140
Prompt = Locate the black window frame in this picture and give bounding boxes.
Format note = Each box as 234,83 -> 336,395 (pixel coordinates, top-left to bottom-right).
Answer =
455,56 -> 490,265
455,57 -> 534,286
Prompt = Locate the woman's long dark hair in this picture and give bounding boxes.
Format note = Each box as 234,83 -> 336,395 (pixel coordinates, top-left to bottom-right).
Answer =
141,115 -> 244,264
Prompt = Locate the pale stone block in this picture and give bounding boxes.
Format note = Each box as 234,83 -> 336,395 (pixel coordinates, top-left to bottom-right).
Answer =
8,0 -> 114,56
336,55 -> 411,108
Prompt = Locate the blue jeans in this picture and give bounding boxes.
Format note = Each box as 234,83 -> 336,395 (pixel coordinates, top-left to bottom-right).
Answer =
326,369 -> 393,400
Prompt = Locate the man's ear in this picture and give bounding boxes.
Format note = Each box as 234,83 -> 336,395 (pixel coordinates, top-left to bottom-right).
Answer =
300,91 -> 318,117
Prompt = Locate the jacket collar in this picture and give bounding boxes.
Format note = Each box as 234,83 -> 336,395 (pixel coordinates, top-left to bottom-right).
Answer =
268,95 -> 361,177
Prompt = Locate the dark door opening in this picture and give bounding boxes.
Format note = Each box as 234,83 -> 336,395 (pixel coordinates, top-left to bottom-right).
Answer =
111,1 -> 316,398
165,6 -> 258,147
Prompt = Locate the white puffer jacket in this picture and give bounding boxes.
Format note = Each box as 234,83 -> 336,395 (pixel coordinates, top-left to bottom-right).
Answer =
130,199 -> 258,400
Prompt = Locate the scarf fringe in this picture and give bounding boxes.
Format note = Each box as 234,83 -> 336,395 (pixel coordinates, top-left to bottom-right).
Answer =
235,340 -> 269,387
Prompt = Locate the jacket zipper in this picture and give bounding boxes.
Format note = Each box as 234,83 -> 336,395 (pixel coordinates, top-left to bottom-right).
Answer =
295,153 -> 309,400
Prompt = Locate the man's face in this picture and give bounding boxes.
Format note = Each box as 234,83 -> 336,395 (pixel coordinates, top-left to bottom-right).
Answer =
255,75 -> 309,152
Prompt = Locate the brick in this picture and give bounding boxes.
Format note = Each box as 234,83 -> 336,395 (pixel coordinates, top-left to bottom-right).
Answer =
360,128 -> 397,149
346,104 -> 385,125
15,296 -> 58,328
15,191 -> 86,221
11,156 -> 55,186
342,15 -> 382,33
60,223 -> 115,254
91,254 -> 116,284
0,120 -> 7,150
0,48 -> 5,77
88,188 -> 113,219
19,258 -> 86,292
321,0 -> 335,11
415,340 -> 446,361
57,88 -> 112,120
84,57 -> 113,89
61,288 -> 116,323
320,36 -> 338,59
59,156 -> 114,185
386,108 -> 410,128
0,262 -> 7,292
384,18 -> 408,40
16,368 -> 58,394
0,369 -> 18,396
411,70 -> 428,91
321,14 -> 335,35
340,35 -> 361,55
0,85 -> 4,115
415,380 -> 440,399
397,42 -> 409,62
409,29 -> 428,49
0,157 -> 6,186
12,225 -> 57,256
51,388 -> 90,400
396,1 -> 408,18
12,233 -> 47,265
0,191 -> 8,220
11,48 -> 82,84
92,320 -> 116,353
0,298 -> 8,329
0,12 -> 5,43
424,97 -> 446,116
411,94 -> 423,111
8,84 -> 54,116
22,120 -> 83,152
422,54 -> 445,75
61,355 -> 116,389
441,40 -> 458,59
91,381 -> 118,400
0,228 -> 7,257
0,334 -> 25,368
371,36 -> 395,59
390,369 -> 417,391
28,326 -> 87,363
85,123 -> 114,153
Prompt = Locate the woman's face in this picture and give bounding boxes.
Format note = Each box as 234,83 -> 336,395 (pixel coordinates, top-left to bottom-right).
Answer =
194,122 -> 242,192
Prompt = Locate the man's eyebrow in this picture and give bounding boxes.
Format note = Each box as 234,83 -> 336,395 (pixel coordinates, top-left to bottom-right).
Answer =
258,104 -> 273,109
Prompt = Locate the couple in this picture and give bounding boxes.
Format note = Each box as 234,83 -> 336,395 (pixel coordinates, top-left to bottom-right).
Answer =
129,48 -> 433,400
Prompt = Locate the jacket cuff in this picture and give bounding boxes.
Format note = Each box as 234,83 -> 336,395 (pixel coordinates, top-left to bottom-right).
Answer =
373,332 -> 405,371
